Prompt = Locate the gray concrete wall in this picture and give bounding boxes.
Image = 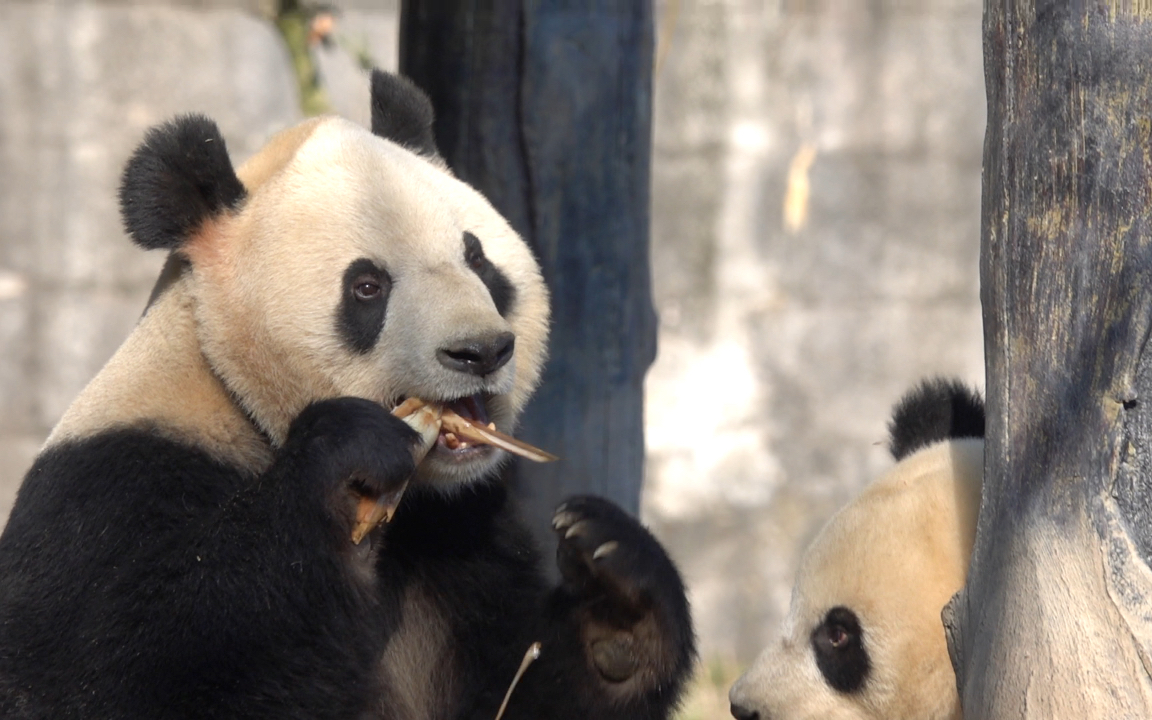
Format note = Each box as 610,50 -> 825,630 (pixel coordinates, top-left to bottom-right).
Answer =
643,0 -> 985,668
0,0 -> 398,516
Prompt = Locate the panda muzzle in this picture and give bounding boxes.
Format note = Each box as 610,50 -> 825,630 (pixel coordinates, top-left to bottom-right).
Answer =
349,398 -> 558,544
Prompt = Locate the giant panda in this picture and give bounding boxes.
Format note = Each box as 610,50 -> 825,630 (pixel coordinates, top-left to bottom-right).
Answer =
728,378 -> 984,720
0,71 -> 694,720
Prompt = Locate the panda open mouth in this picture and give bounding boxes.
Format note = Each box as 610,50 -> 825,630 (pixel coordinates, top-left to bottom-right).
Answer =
391,395 -> 557,464
436,394 -> 495,458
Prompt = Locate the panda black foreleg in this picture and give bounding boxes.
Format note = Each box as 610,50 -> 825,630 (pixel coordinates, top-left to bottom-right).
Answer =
495,495 -> 696,720
139,397 -> 421,718
128,397 -> 422,719
0,397 -> 420,720
273,396 -> 422,541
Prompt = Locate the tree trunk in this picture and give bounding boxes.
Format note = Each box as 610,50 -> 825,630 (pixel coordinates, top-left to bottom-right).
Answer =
943,2 -> 1152,716
398,3 -> 658,548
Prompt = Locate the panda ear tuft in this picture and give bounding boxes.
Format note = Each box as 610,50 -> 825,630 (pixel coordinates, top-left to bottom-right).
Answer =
888,377 -> 985,461
370,70 -> 440,157
118,115 -> 246,251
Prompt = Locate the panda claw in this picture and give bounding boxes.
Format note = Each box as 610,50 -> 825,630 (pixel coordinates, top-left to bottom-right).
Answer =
592,541 -> 618,560
564,520 -> 589,540
552,510 -> 579,531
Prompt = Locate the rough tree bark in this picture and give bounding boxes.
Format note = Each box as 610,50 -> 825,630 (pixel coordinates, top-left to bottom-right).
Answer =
942,2 -> 1152,716
398,3 -> 658,547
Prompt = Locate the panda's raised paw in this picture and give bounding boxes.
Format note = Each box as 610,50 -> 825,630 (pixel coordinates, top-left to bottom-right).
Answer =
551,495 -> 694,691
281,397 -> 423,540
552,496 -> 678,618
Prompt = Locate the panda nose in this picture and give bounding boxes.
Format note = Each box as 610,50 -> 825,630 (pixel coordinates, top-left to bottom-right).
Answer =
730,703 -> 759,720
437,332 -> 515,377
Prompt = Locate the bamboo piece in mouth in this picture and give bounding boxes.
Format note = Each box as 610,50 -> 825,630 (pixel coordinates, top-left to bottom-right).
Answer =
350,398 -> 558,544
395,398 -> 559,463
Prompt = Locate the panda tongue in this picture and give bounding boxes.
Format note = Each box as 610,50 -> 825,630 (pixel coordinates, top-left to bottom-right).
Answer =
447,395 -> 488,425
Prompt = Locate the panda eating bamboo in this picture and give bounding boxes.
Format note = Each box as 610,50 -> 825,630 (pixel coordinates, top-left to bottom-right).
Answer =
0,71 -> 694,720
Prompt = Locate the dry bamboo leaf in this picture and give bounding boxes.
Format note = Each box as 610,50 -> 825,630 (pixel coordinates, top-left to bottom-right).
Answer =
495,641 -> 542,720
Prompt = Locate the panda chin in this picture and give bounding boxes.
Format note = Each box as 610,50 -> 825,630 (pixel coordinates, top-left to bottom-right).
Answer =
429,435 -> 498,463
417,445 -> 505,489
413,393 -> 510,487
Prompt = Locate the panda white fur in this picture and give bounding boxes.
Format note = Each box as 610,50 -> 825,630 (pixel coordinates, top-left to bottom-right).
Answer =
729,378 -> 984,720
0,72 -> 694,720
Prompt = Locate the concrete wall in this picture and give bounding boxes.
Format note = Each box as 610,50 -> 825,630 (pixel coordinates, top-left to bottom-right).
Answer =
642,0 -> 985,665
0,0 -> 985,686
0,0 -> 398,515
0,0 -> 295,514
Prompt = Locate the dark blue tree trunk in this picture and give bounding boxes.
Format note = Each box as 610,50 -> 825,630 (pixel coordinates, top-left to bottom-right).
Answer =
399,3 -> 658,549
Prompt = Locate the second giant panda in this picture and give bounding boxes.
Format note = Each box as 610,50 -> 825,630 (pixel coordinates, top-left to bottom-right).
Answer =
729,378 -> 984,720
0,72 -> 694,720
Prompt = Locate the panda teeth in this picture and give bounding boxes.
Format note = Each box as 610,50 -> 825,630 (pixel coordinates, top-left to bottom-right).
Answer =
395,398 -> 559,462
442,433 -> 472,451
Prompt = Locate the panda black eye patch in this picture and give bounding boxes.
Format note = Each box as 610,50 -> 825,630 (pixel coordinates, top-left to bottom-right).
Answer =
462,232 -> 515,317
811,606 -> 870,693
337,258 -> 392,353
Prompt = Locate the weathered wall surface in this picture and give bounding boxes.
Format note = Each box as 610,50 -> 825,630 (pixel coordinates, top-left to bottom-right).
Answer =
0,0 -> 296,514
0,0 -> 984,682
643,0 -> 985,666
0,0 -> 397,516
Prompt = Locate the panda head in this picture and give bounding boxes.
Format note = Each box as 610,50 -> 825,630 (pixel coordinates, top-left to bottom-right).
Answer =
729,379 -> 985,720
117,71 -> 549,489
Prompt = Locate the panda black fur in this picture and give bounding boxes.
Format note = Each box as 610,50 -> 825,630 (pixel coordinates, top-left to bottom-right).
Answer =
729,378 -> 984,720
0,71 -> 694,720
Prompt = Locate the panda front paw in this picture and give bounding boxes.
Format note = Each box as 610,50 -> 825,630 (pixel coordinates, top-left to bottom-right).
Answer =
553,496 -> 657,612
552,496 -> 694,687
282,397 -> 421,541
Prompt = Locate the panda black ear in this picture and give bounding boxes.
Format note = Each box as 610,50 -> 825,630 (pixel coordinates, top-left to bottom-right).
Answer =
118,115 -> 247,251
888,377 -> 985,461
370,70 -> 440,157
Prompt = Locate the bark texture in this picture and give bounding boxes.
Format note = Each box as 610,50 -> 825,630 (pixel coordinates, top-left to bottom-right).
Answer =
398,3 -> 657,547
943,2 -> 1152,716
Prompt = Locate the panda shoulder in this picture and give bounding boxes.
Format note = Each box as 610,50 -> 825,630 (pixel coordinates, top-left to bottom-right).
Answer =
887,377 -> 985,461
